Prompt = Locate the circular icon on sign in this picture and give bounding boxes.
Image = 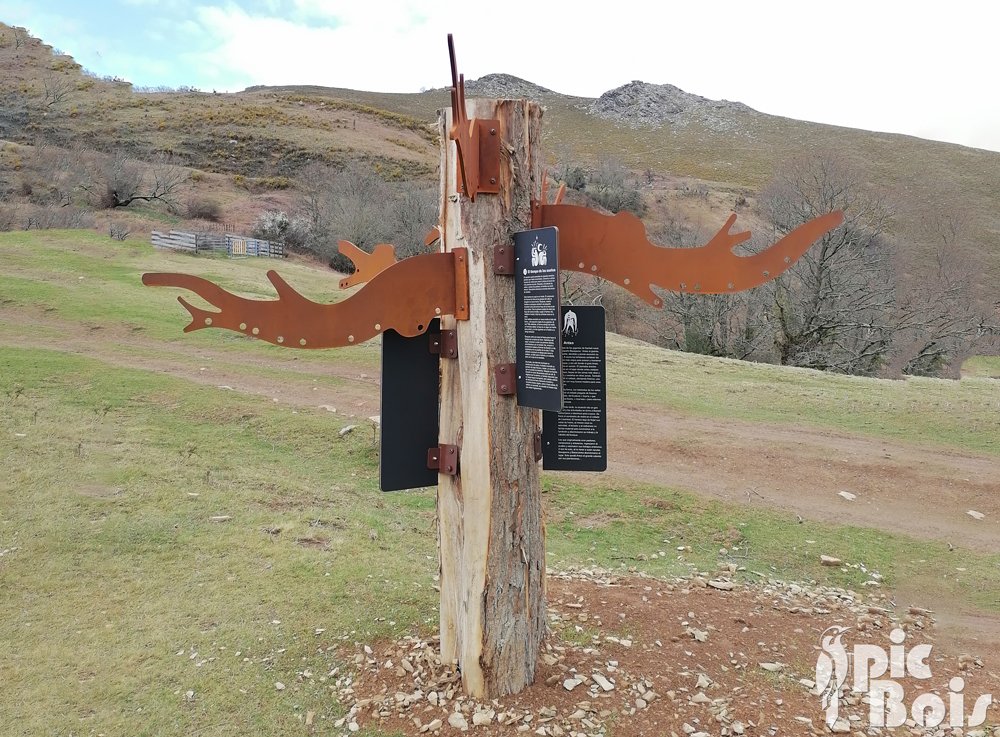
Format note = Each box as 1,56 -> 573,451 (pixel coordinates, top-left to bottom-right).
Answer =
523,268 -> 528,275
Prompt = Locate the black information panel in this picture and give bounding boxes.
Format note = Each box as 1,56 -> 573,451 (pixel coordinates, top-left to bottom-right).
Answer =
380,319 -> 440,491
542,306 -> 607,471
514,227 -> 562,412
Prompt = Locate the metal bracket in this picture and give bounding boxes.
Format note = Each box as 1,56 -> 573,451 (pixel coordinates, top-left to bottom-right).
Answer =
427,444 -> 460,476
533,431 -> 542,462
494,363 -> 516,395
430,329 -> 458,359
452,247 -> 470,321
455,120 -> 501,199
448,35 -> 500,201
493,244 -> 514,275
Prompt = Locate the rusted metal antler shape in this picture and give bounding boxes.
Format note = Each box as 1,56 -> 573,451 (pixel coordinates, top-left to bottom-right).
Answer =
448,34 -> 500,200
143,249 -> 468,349
336,240 -> 398,289
532,179 -> 844,305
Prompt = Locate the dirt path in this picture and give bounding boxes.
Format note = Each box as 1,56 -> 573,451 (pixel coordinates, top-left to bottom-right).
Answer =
609,403 -> 1000,552
4,312 -> 997,553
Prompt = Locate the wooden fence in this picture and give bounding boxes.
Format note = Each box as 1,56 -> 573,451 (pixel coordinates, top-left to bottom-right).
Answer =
151,230 -> 283,258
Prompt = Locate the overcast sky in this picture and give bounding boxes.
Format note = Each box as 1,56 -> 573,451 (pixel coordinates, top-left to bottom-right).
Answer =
4,0 -> 1000,153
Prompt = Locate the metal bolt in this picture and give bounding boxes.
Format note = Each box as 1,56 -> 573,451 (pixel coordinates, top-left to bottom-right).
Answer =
490,128 -> 496,135
448,447 -> 455,455
501,384 -> 508,392
490,177 -> 496,185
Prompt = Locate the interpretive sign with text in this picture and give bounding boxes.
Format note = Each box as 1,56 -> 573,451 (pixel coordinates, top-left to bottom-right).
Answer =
542,305 -> 607,471
514,227 -> 562,412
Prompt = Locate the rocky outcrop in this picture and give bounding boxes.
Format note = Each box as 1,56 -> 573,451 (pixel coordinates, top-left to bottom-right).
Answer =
588,80 -> 755,132
463,74 -> 555,101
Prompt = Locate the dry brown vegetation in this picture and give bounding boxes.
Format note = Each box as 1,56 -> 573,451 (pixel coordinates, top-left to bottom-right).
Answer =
1,22 -> 996,375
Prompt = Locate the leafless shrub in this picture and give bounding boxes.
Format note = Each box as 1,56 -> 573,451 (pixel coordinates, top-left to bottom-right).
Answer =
108,222 -> 130,241
185,196 -> 222,221
286,162 -> 437,271
22,204 -> 94,230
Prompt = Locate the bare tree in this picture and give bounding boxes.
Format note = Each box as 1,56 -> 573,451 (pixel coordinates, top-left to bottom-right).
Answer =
894,216 -> 990,376
287,162 -> 436,270
42,75 -> 73,108
758,155 -> 897,375
28,144 -> 88,206
80,150 -> 186,210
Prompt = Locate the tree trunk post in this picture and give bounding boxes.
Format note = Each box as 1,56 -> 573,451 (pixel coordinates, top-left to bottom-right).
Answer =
436,98 -> 546,699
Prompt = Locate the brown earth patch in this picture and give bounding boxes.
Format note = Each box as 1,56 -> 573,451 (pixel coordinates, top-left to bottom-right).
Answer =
332,572 -> 1000,737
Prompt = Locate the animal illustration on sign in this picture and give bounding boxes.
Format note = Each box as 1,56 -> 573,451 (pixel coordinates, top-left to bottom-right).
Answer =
563,310 -> 578,337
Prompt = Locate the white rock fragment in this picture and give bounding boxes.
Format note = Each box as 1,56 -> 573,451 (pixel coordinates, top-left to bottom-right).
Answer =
707,579 -> 735,591
838,491 -> 857,501
820,555 -> 843,566
968,510 -> 985,520
591,673 -> 615,691
274,681 -> 286,690
448,711 -> 469,730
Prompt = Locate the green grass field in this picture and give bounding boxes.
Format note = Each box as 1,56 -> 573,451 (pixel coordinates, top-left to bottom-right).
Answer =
1,230 -> 998,735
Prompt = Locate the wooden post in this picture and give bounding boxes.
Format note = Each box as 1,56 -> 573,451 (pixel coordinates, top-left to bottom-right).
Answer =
436,98 -> 546,698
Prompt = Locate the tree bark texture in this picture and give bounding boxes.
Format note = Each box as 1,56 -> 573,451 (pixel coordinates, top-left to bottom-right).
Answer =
436,98 -> 546,698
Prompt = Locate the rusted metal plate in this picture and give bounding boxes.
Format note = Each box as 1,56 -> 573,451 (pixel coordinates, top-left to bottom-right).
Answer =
447,34 -> 499,200
452,247 -> 469,321
493,243 -> 515,275
338,240 -> 398,289
143,249 -> 468,348
430,329 -> 459,359
532,203 -> 844,306
494,363 -> 516,395
427,444 -> 460,476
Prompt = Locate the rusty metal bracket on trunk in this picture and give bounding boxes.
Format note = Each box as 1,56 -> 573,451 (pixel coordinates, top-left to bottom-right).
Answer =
493,243 -> 515,275
494,363 -> 516,395
430,329 -> 459,359
448,34 -> 500,201
427,444 -> 460,476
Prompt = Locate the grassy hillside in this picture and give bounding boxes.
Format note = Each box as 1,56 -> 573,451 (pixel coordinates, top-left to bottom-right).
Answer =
3,229 -> 1000,734
3,21 -> 1000,282
2,229 -> 999,734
